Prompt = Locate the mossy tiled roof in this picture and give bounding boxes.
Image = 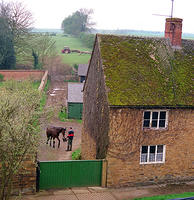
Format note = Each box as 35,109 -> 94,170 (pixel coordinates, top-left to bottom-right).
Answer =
98,34 -> 194,106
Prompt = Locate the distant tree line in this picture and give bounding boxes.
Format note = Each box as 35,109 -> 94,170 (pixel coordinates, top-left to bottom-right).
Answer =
61,9 -> 95,49
79,32 -> 95,49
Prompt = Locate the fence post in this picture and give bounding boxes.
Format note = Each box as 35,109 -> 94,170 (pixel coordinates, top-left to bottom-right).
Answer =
101,159 -> 107,187
36,161 -> 40,192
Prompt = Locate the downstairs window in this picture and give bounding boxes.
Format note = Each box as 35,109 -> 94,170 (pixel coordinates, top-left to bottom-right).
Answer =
140,145 -> 165,164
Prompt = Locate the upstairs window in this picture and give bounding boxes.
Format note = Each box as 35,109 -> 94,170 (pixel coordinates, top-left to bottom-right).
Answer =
143,110 -> 168,129
140,145 -> 165,164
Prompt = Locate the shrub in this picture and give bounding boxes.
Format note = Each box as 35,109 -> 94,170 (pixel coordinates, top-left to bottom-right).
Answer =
0,80 -> 41,199
0,73 -> 4,82
58,107 -> 68,121
74,64 -> 78,71
72,148 -> 81,160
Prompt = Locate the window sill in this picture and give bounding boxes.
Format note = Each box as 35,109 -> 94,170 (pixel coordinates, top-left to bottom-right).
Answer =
143,127 -> 168,131
140,161 -> 165,165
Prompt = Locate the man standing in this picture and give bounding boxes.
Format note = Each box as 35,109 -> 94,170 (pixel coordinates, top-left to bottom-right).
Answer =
66,127 -> 74,151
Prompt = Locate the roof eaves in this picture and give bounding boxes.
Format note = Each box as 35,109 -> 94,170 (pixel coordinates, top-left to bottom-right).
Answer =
109,105 -> 194,109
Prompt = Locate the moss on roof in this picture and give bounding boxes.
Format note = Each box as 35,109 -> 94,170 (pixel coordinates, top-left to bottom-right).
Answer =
98,34 -> 194,106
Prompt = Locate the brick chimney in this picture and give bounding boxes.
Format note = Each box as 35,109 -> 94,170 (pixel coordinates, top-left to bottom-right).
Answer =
165,18 -> 183,47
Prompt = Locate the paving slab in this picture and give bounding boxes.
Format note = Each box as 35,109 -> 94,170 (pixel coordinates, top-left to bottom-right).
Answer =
88,186 -> 109,193
112,189 -> 150,200
51,194 -> 78,200
22,196 -> 58,200
53,188 -> 73,195
71,187 -> 91,194
77,192 -> 116,200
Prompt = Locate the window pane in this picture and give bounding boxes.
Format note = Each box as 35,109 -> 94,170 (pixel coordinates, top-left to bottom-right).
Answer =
149,146 -> 156,162
144,111 -> 150,119
160,111 -> 166,119
149,153 -> 155,162
150,146 -> 156,153
143,120 -> 150,127
159,120 -> 165,127
142,146 -> 148,153
156,153 -> 163,162
152,112 -> 158,119
157,145 -> 163,153
141,154 -> 147,162
151,120 -> 157,127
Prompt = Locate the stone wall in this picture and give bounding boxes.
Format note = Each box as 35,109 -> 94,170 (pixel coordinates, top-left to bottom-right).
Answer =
0,155 -> 36,195
38,70 -> 48,92
0,70 -> 45,81
106,108 -> 194,187
12,158 -> 36,194
82,36 -> 109,159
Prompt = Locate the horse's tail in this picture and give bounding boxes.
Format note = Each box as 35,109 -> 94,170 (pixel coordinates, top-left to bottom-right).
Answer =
46,128 -> 49,137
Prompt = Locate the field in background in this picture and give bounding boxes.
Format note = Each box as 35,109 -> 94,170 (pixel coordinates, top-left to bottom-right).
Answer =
35,30 -> 194,67
53,34 -> 92,66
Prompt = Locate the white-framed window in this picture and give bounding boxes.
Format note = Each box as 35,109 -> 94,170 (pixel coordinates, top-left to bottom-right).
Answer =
140,145 -> 165,164
143,110 -> 168,129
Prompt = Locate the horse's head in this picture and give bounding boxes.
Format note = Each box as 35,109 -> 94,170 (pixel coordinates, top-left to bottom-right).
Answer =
61,127 -> 66,137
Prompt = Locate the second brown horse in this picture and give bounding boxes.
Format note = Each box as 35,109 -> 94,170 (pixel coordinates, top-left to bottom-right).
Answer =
46,126 -> 66,148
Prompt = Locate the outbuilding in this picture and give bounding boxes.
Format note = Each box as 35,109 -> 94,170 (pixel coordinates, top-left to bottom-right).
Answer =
67,82 -> 83,119
78,64 -> 89,83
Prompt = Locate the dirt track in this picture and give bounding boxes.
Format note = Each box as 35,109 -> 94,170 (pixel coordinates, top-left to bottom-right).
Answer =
37,73 -> 82,161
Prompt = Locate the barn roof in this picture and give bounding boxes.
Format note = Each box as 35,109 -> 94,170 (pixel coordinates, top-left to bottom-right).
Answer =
97,34 -> 194,107
67,82 -> 83,103
78,64 -> 89,76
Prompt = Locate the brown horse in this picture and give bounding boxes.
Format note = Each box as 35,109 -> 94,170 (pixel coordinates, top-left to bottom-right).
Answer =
46,126 -> 66,148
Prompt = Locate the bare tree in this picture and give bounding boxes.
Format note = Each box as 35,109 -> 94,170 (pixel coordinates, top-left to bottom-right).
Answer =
0,1 -> 34,59
31,34 -> 57,67
0,1 -> 33,41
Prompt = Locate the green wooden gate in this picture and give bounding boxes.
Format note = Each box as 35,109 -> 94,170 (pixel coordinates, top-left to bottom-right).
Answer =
68,102 -> 83,119
38,160 -> 102,190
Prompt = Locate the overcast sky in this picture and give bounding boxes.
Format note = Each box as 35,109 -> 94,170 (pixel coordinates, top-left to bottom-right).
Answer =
5,0 -> 194,33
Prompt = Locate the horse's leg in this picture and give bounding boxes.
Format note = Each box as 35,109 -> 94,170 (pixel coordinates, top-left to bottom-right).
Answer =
57,137 -> 60,148
53,139 -> 55,148
50,137 -> 52,146
46,136 -> 50,144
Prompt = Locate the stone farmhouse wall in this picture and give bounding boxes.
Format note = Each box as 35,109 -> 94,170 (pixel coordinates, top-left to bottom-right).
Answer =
0,70 -> 45,81
106,108 -> 194,187
82,37 -> 109,159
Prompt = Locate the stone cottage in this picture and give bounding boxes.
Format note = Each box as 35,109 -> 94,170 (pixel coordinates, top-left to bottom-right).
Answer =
81,18 -> 194,187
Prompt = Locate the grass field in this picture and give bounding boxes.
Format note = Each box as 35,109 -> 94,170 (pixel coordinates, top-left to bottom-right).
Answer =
134,192 -> 194,200
53,34 -> 92,66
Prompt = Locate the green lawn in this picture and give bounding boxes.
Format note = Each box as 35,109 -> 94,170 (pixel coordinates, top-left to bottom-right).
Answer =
39,79 -> 50,111
0,80 -> 40,88
53,34 -> 92,66
32,80 -> 41,89
134,192 -> 194,200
